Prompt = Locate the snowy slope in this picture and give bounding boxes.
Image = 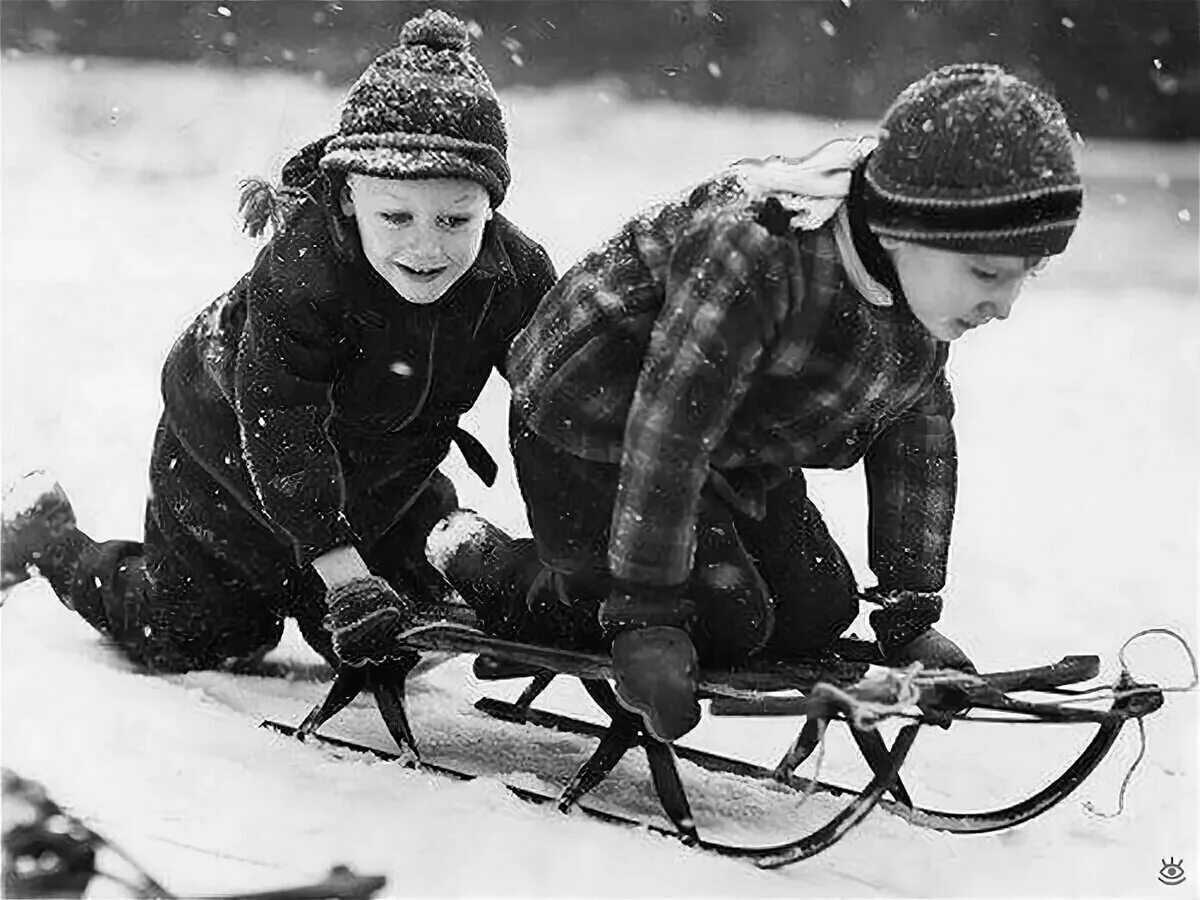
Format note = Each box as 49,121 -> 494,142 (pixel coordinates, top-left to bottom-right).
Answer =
2,57 -> 1198,897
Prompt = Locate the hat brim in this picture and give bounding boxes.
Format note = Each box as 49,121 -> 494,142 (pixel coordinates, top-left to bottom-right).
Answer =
322,146 -> 505,206
869,220 -> 1078,257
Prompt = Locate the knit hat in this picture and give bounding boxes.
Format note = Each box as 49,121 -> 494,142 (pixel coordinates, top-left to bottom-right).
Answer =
863,63 -> 1082,257
320,9 -> 510,206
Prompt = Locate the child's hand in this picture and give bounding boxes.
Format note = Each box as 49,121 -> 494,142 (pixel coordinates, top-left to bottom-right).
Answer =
882,626 -> 976,728
323,575 -> 415,666
885,626 -> 976,674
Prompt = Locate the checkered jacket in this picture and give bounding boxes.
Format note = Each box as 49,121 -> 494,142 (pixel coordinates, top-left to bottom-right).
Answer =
508,158 -> 957,594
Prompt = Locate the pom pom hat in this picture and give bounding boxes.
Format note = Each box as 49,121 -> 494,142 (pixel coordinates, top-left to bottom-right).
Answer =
321,9 -> 511,206
863,63 -> 1083,257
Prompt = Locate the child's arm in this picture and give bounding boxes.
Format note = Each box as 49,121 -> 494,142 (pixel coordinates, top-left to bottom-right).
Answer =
862,371 -> 958,593
608,208 -> 791,590
233,286 -> 358,569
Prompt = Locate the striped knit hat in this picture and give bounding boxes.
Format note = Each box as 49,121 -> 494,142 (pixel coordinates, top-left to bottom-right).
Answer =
863,64 -> 1082,257
320,9 -> 510,206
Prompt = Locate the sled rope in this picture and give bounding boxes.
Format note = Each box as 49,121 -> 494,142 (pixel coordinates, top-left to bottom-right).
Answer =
1116,627 -> 1198,694
1023,627 -> 1197,708
811,663 -> 924,731
1081,718 -> 1147,820
885,627 -> 1198,719
1080,628 -> 1196,820
797,718 -> 829,807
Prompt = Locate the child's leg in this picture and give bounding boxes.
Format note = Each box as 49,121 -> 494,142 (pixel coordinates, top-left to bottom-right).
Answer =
509,414 -> 615,592
65,508 -> 287,672
687,495 -> 777,665
4,428 -> 299,672
511,414 -> 776,656
734,470 -> 859,657
365,469 -> 460,601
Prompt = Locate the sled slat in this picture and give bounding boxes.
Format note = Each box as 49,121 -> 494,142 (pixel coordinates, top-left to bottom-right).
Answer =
709,655 -> 1104,718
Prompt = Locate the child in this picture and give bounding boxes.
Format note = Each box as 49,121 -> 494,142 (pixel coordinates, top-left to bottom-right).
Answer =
0,10 -> 557,673
463,63 -> 1084,741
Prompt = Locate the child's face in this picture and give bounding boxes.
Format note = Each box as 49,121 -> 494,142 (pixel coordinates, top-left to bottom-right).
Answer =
882,239 -> 1042,342
343,175 -> 491,304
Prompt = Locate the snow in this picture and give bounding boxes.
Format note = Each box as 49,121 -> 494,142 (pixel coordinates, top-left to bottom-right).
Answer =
2,56 -> 1198,897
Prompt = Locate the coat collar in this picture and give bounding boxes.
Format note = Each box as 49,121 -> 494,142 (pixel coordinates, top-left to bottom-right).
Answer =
454,217 -> 517,340
729,136 -> 894,307
468,216 -> 517,293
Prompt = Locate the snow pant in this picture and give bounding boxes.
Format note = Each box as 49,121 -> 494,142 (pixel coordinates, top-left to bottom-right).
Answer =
504,414 -> 859,665
53,421 -> 458,672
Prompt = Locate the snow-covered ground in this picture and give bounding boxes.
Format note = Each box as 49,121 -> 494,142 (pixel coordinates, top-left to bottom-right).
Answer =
2,56 -> 1198,897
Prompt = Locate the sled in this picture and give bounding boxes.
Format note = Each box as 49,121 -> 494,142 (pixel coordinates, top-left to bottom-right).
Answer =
263,621 -> 1166,869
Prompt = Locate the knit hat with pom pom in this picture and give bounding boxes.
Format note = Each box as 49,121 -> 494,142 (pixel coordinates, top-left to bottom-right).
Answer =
321,9 -> 510,206
863,63 -> 1083,257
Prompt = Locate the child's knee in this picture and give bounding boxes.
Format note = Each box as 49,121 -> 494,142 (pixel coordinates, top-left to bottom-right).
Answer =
688,558 -> 775,664
769,578 -> 860,656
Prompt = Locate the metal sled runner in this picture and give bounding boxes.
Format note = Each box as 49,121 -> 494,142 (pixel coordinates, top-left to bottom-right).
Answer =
265,623 -> 1167,869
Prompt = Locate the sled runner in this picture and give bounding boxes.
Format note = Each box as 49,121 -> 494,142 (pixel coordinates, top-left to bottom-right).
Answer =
265,621 -> 1171,869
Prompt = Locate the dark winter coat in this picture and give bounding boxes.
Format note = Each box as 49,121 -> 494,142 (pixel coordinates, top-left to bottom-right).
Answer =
159,168 -> 557,568
507,142 -> 956,595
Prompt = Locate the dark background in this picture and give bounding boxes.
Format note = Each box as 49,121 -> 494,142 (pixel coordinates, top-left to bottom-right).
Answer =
2,0 -> 1198,140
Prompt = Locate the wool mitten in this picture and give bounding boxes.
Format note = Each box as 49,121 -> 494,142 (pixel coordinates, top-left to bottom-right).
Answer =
865,588 -> 945,656
867,588 -> 975,726
323,575 -> 414,667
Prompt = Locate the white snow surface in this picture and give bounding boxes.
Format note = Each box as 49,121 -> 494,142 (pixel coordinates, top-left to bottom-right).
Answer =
2,57 -> 1199,898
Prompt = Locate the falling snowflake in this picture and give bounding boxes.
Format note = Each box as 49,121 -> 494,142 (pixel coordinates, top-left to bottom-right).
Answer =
501,36 -> 524,68
217,5 -> 231,17
1061,16 -> 1075,29
1179,209 -> 1193,223
819,19 -> 837,37
707,61 -> 722,78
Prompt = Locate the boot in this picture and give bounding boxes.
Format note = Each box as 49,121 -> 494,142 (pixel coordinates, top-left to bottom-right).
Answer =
610,625 -> 701,743
425,510 -> 534,611
1,471 -> 92,595
426,510 -> 605,649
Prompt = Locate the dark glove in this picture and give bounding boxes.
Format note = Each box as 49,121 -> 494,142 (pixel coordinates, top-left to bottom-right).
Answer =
867,588 -> 975,725
323,575 -> 414,667
883,626 -> 976,674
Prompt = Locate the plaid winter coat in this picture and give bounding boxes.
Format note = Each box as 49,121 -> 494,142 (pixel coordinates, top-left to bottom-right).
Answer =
508,139 -> 956,594
160,164 -> 556,568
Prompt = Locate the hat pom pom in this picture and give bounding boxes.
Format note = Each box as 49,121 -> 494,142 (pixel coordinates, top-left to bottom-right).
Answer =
400,10 -> 470,52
